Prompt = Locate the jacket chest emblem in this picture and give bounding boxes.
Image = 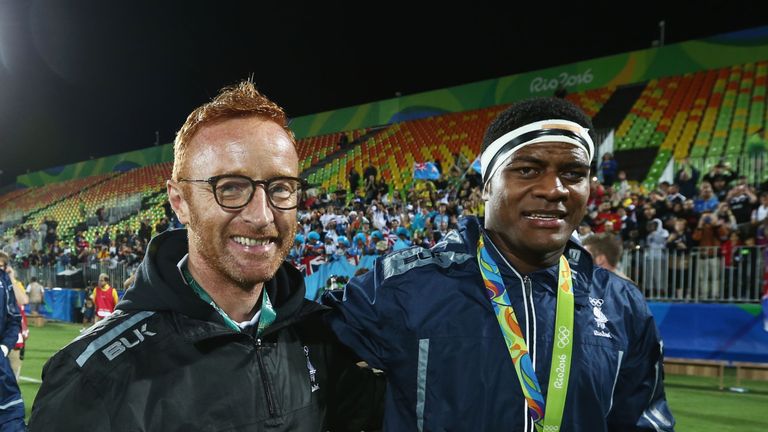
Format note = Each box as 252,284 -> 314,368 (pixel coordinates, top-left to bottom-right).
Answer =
589,297 -> 612,339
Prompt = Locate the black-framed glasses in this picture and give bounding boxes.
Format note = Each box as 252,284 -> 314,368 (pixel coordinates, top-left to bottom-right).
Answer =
178,175 -> 308,210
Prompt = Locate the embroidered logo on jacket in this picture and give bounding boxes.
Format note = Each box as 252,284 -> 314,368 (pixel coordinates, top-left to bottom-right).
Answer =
589,297 -> 612,339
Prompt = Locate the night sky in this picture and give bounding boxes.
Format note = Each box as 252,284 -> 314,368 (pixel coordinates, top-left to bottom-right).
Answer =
0,0 -> 766,187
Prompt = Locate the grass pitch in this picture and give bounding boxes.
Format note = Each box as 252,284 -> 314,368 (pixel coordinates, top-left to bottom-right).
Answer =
17,322 -> 768,430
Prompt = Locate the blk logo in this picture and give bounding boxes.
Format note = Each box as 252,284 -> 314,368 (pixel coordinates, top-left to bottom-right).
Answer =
102,323 -> 156,361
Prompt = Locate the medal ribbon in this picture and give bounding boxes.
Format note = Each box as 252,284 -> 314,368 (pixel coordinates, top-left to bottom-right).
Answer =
477,235 -> 574,432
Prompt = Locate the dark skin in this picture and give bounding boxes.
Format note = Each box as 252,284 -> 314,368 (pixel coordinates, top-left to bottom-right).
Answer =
483,142 -> 590,274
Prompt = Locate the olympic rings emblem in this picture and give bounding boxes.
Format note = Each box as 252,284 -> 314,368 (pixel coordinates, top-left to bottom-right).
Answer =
556,325 -> 570,348
589,297 -> 604,307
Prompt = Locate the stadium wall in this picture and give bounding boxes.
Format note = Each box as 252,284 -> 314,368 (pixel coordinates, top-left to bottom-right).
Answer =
18,145 -> 173,187
17,26 -> 768,187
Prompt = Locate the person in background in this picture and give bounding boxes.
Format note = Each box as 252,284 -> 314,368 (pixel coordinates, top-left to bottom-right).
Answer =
80,297 -> 95,329
753,191 -> 768,225
0,251 -> 24,431
599,152 -> 618,186
665,183 -> 686,206
155,216 -> 170,233
645,218 -> 669,296
702,161 -> 738,191
138,218 -> 153,244
667,218 -> 694,300
90,273 -> 118,322
325,97 -> 673,431
613,170 -> 631,198
577,222 -> 594,243
693,181 -> 719,214
347,167 -> 361,196
674,157 -> 699,200
582,233 -> 630,280
692,211 -> 729,300
123,271 -> 137,291
726,176 -> 758,238
5,267 -> 28,380
26,277 -> 44,315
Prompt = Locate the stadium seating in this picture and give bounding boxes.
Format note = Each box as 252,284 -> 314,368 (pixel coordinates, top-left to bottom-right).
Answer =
304,87 -> 616,193
0,174 -> 114,239
305,105 -> 508,193
2,163 -> 172,246
1,62 -> 765,243
614,61 -> 767,188
296,129 -> 368,172
565,86 -> 616,117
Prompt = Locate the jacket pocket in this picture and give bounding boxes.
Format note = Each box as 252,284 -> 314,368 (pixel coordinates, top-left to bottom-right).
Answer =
578,338 -> 624,416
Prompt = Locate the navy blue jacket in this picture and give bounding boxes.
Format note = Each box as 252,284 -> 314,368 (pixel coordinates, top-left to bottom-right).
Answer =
325,216 -> 674,432
0,270 -> 24,425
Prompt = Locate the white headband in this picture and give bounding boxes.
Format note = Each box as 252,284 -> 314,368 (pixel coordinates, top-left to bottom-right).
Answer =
480,119 -> 594,184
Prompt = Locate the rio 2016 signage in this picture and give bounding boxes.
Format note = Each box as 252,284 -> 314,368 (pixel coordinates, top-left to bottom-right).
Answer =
529,69 -> 595,94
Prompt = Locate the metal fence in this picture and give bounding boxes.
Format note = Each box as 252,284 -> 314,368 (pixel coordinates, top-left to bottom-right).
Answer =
9,245 -> 767,303
620,245 -> 766,302
14,260 -> 137,291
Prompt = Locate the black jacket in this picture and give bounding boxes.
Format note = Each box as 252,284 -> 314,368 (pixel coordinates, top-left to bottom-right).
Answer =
29,229 -> 382,431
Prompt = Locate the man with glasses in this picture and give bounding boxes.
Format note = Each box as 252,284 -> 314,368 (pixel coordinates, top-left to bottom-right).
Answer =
30,81 -> 381,431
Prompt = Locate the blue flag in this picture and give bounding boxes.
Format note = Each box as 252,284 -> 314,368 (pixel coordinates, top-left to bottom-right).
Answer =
471,156 -> 482,174
762,290 -> 768,332
413,162 -> 441,180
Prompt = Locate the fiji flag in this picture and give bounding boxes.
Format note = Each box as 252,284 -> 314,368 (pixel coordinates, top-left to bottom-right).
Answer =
413,162 -> 441,180
300,255 -> 327,276
471,156 -> 482,174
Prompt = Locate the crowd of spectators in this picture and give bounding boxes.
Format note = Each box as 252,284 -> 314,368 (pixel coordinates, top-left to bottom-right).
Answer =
292,159 -> 768,301
0,214 -> 176,280
287,164 -> 486,273
1,157 -> 766,302
574,159 -> 767,300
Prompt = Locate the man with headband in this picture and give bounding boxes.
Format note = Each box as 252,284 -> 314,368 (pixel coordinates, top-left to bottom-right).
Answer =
325,97 -> 674,431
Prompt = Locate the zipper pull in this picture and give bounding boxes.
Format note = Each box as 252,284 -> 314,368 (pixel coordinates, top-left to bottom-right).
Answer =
523,275 -> 532,298
304,345 -> 320,392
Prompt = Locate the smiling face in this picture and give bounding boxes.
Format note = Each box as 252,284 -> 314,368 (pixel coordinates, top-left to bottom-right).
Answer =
483,141 -> 590,272
168,116 -> 298,290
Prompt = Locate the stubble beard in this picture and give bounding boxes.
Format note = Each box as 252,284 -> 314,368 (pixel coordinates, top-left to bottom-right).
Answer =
187,214 -> 297,292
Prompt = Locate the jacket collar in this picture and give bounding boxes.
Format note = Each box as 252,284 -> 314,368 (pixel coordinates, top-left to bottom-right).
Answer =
458,216 -> 593,306
118,229 -> 316,337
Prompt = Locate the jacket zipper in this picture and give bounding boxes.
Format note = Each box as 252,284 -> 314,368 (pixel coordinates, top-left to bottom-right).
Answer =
523,275 -> 532,299
522,275 -> 536,432
255,338 -> 277,417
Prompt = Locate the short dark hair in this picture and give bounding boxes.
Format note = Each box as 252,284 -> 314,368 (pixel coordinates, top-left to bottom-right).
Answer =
582,233 -> 623,268
481,97 -> 594,154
